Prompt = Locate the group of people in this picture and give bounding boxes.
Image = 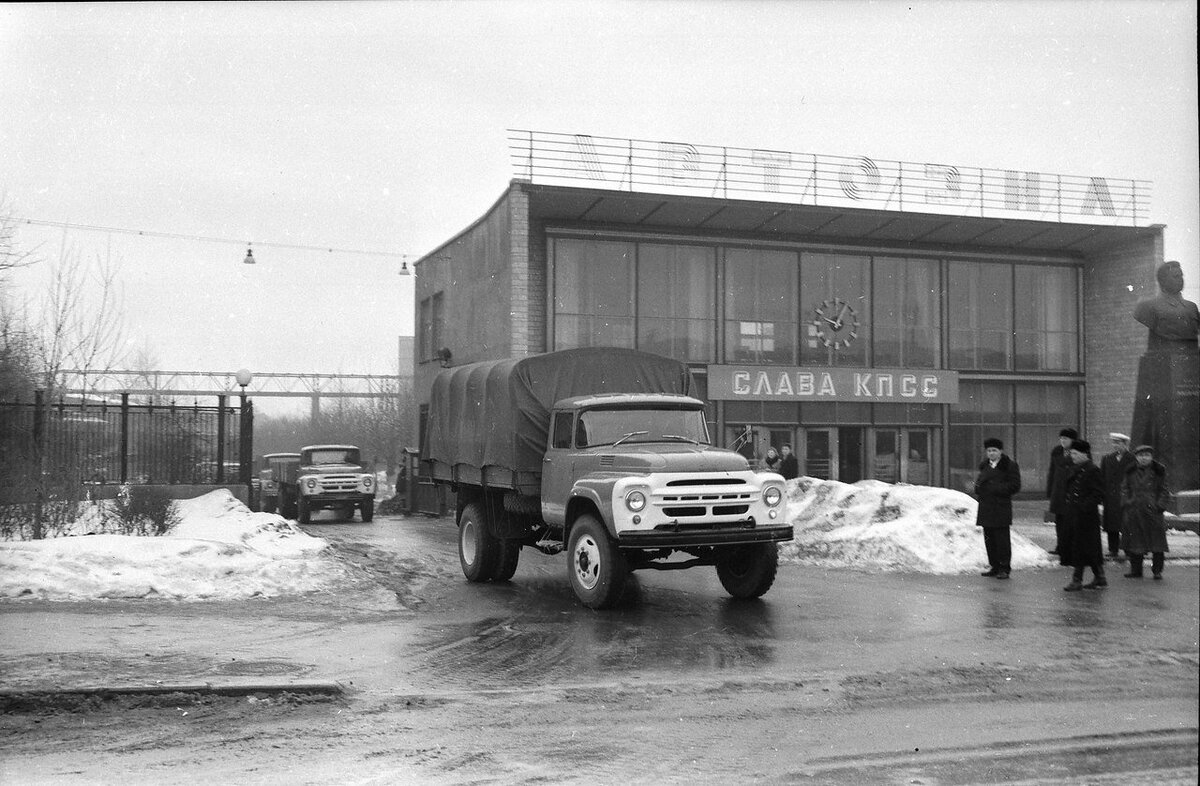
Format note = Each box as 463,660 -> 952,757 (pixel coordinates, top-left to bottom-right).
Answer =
974,429 -> 1172,589
761,445 -> 799,480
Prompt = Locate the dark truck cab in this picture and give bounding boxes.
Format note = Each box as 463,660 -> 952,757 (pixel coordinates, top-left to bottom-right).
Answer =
422,348 -> 792,608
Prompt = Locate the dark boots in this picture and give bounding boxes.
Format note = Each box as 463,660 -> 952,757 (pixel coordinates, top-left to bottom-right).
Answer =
1124,554 -> 1144,578
1152,552 -> 1165,580
1064,567 -> 1085,592
1083,565 -> 1107,589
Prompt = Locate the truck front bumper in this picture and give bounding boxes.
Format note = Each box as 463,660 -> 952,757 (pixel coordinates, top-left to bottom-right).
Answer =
616,522 -> 793,549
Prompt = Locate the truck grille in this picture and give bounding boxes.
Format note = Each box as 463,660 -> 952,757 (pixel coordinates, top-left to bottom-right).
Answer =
659,486 -> 753,519
319,474 -> 361,492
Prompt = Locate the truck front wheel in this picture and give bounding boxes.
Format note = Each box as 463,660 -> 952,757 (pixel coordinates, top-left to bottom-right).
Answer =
297,496 -> 312,525
459,502 -> 499,582
567,515 -> 628,609
716,542 -> 779,599
360,499 -> 374,522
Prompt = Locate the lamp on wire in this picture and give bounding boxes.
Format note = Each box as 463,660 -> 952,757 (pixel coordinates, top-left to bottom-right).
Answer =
398,259 -> 410,276
243,245 -> 255,265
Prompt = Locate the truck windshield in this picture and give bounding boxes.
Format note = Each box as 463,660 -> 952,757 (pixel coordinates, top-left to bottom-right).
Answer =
307,449 -> 360,465
578,408 -> 710,447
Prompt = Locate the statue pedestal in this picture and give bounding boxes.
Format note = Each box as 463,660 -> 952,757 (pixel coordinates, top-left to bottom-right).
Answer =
1131,348 -> 1200,495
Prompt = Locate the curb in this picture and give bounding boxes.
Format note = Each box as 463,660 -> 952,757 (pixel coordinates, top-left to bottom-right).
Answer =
0,681 -> 345,713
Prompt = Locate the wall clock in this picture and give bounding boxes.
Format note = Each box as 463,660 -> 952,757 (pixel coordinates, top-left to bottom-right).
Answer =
812,298 -> 859,349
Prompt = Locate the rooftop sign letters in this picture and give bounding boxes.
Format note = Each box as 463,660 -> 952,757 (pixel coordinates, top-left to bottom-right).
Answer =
508,129 -> 1150,227
707,365 -> 960,405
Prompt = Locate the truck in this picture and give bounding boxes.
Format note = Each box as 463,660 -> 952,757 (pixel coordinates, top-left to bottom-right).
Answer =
421,347 -> 792,608
257,452 -> 301,516
290,444 -> 376,524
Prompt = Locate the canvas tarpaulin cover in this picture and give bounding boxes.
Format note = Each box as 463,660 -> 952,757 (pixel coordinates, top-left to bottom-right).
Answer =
422,348 -> 697,489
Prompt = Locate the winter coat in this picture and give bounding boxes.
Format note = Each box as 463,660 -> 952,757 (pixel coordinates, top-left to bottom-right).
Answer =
1061,460 -> 1105,567
1046,445 -> 1073,515
763,453 -> 782,473
973,454 -> 1022,529
1099,449 -> 1137,534
1121,460 -> 1171,554
779,454 -> 799,480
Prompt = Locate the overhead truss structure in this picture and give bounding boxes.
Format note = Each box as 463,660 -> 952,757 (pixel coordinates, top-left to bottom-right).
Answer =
59,370 -> 401,399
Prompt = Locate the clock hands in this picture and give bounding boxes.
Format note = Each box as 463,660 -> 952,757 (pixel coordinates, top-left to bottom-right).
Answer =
833,300 -> 850,329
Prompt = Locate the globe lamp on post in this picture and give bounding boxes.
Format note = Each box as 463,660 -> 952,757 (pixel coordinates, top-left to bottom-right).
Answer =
235,368 -> 254,497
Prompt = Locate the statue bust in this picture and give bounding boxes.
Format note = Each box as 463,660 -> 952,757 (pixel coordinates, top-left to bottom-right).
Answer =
1134,260 -> 1200,353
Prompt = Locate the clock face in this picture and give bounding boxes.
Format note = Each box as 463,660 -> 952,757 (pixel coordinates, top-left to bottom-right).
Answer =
812,298 -> 859,349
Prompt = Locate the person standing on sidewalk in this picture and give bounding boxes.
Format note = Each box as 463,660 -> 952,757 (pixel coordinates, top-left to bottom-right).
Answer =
1062,439 -> 1107,592
974,437 -> 1022,580
1121,444 -> 1172,580
778,444 -> 799,480
1099,433 -> 1136,563
1046,427 -> 1078,563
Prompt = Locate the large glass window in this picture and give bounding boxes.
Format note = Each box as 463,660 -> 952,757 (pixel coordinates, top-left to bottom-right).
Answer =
638,244 -> 716,361
872,256 -> 940,368
800,252 -> 869,367
1015,265 -> 1079,371
553,239 -> 635,349
1015,383 -> 1081,493
948,262 -> 1012,370
724,248 -> 797,363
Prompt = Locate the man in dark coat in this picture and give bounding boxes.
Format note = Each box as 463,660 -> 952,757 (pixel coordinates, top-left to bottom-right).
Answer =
778,444 -> 799,480
974,437 -> 1022,579
1099,432 -> 1136,562
1062,439 -> 1107,591
1046,427 -> 1078,562
1120,445 -> 1171,580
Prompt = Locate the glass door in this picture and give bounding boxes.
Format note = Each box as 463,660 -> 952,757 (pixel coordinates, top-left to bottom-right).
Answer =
803,428 -> 835,480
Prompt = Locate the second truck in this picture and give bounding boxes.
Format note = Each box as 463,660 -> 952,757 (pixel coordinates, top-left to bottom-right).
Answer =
421,347 -> 793,608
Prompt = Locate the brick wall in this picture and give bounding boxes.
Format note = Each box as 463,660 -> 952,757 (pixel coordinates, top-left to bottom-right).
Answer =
1082,227 -> 1164,446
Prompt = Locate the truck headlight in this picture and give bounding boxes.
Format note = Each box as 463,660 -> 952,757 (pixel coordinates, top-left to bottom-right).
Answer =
305,478 -> 317,490
363,476 -> 373,488
625,490 -> 647,512
763,486 -> 782,507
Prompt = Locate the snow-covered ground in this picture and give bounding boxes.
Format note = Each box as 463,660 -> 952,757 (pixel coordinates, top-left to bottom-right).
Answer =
0,490 -> 343,600
2,478 -> 1192,601
781,477 -> 1052,573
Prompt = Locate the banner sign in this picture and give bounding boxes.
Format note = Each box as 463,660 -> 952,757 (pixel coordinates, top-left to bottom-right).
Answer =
508,129 -> 1151,227
707,365 -> 959,404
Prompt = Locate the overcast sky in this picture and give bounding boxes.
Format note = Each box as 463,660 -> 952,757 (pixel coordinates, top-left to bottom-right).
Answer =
3,0 -> 1197,408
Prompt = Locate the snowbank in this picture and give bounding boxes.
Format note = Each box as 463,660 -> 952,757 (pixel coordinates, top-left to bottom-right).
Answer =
0,490 -> 343,600
781,476 -> 1054,574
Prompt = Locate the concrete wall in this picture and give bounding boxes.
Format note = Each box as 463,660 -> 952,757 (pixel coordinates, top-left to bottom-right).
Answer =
413,187 -> 516,411
1082,226 -> 1165,446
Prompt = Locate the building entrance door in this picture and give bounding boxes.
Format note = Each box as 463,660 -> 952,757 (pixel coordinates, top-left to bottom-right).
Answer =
872,428 -> 933,485
802,428 -> 835,480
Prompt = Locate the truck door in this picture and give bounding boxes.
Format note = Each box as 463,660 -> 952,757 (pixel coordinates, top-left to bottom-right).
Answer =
540,410 -> 575,526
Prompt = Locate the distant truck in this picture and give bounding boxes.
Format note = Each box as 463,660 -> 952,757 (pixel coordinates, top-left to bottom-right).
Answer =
257,452 -> 301,516
422,347 -> 792,608
291,444 -> 376,524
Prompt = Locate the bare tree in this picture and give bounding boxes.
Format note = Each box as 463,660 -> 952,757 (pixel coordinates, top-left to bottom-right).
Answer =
0,195 -> 36,278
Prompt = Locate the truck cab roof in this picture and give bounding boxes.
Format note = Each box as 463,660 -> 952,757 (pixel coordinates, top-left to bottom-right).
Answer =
553,393 -> 706,411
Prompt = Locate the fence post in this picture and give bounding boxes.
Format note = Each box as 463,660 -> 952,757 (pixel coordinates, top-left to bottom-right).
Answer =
239,396 -> 253,489
120,392 -> 129,483
216,394 -> 227,484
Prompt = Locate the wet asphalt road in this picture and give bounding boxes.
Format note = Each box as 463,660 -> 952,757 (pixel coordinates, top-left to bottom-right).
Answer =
2,511 -> 1197,784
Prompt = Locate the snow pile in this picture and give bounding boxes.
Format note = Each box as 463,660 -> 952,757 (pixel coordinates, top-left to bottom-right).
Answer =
781,477 -> 1054,574
0,490 -> 343,600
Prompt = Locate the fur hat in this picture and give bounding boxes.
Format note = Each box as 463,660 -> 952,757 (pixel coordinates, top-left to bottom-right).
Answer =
1070,439 -> 1091,455
983,437 -> 1003,449
1059,428 -> 1079,439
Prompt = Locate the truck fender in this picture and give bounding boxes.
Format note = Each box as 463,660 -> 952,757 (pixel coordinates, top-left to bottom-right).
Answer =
566,478 -> 619,538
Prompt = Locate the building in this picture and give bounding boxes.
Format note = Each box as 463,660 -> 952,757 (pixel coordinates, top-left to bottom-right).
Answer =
412,131 -> 1161,497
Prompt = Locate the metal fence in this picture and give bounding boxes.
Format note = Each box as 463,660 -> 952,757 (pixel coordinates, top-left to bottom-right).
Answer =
0,392 -> 253,487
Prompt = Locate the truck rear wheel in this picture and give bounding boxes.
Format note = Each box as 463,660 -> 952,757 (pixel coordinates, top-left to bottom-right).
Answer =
716,542 -> 779,599
567,515 -> 628,609
360,499 -> 374,522
458,503 -> 499,582
262,497 -> 277,515
492,539 -> 521,582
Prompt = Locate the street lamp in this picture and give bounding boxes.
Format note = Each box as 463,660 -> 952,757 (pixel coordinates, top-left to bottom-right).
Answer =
235,368 -> 254,497
398,259 -> 411,276
243,245 -> 255,264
